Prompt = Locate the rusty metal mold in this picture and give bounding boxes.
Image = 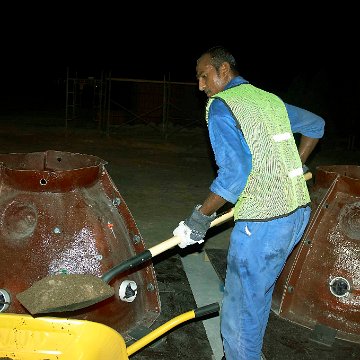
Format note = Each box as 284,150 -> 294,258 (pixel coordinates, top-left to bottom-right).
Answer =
272,165 -> 360,344
0,150 -> 160,339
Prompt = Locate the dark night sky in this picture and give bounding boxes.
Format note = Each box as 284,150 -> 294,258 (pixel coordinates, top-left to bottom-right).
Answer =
4,28 -> 331,86
1,15 -> 336,84
1,9 -> 358,117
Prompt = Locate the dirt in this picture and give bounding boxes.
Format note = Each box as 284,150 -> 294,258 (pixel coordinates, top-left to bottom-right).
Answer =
16,273 -> 114,314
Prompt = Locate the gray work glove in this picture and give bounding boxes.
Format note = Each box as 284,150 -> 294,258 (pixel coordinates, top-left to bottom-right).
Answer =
302,164 -> 310,174
173,205 -> 216,249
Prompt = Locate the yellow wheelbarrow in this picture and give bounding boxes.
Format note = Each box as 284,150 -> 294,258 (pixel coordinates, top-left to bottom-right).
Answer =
0,302 -> 219,359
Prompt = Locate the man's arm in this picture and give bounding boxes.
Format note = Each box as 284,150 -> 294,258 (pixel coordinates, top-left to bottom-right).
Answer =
285,103 -> 325,164
298,135 -> 320,164
198,192 -> 227,216
285,103 -> 325,139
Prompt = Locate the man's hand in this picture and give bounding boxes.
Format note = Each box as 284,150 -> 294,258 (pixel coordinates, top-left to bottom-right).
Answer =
173,221 -> 199,248
173,205 -> 216,249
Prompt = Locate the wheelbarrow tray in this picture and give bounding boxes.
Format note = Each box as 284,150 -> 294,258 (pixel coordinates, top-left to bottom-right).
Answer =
0,313 -> 127,359
0,303 -> 219,359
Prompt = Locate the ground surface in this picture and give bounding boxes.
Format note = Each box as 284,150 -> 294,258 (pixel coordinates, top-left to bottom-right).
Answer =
0,113 -> 359,359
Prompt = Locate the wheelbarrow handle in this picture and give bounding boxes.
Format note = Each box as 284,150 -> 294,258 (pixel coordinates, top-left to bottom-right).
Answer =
194,302 -> 220,318
126,302 -> 220,357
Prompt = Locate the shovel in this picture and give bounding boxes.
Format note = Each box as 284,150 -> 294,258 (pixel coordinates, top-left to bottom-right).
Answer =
16,207 -> 235,315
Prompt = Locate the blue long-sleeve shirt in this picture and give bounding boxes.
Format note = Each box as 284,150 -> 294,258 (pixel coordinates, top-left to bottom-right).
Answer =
208,76 -> 325,204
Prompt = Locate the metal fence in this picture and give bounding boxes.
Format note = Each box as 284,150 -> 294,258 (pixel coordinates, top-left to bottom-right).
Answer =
65,71 -> 207,138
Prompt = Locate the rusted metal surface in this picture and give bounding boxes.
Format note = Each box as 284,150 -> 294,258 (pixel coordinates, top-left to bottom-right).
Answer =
273,165 -> 360,344
0,150 -> 160,339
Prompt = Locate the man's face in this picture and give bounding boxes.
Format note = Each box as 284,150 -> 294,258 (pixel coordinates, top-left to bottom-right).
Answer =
196,54 -> 229,97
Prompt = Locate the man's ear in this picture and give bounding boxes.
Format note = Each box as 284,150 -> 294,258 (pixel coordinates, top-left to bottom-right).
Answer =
220,62 -> 230,77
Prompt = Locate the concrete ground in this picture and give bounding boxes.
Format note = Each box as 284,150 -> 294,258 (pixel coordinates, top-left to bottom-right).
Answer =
0,115 -> 359,359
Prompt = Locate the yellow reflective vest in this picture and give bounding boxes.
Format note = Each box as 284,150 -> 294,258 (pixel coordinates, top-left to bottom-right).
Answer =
206,84 -> 310,221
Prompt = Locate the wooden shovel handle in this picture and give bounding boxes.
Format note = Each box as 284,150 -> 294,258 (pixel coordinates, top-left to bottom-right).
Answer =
149,208 -> 234,257
304,171 -> 312,181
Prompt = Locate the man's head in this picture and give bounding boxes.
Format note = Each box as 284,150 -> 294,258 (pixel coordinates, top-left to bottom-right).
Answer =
196,46 -> 239,97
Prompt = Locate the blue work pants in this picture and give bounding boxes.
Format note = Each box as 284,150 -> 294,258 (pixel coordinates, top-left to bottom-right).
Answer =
221,206 -> 311,360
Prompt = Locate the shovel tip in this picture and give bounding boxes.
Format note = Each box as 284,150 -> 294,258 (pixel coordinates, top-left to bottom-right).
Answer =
17,273 -> 115,314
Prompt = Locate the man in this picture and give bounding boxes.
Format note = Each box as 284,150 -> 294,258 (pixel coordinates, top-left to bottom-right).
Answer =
173,46 -> 325,360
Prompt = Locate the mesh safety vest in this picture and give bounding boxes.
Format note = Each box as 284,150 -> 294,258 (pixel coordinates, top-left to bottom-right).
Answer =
206,83 -> 310,221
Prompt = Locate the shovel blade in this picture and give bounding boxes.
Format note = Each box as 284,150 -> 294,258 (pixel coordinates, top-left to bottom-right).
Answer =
16,273 -> 115,314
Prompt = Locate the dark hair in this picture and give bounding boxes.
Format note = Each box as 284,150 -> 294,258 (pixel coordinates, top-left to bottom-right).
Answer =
202,46 -> 238,74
